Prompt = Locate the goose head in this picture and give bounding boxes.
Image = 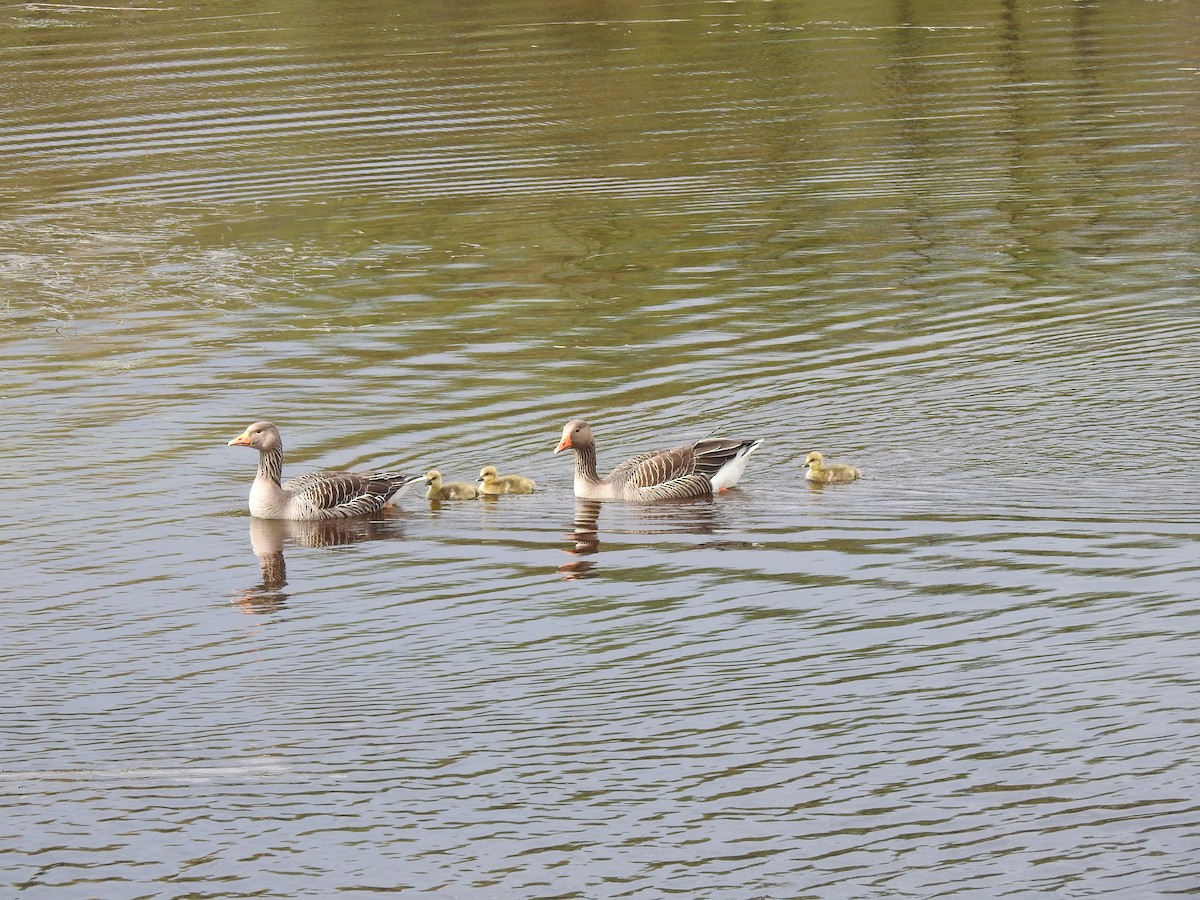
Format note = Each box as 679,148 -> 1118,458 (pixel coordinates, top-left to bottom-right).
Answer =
554,419 -> 593,454
229,421 -> 282,451
478,465 -> 499,483
424,469 -> 443,487
803,451 -> 824,469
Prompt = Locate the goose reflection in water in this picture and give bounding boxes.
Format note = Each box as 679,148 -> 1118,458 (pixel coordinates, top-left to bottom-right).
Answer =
233,514 -> 407,614
558,496 -> 739,580
559,499 -> 602,580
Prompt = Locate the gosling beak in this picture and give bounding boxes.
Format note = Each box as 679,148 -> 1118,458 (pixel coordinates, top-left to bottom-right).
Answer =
554,436 -> 572,454
228,432 -> 252,446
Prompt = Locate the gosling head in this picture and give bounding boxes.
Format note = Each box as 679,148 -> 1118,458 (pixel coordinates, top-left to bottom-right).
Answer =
424,469 -> 442,486
478,465 -> 499,483
803,451 -> 824,469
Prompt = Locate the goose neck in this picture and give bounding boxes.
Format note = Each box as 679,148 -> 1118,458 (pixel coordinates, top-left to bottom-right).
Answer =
574,443 -> 601,484
258,446 -> 284,486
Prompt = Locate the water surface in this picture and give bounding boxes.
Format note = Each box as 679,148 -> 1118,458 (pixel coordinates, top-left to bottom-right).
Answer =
2,0 -> 1199,896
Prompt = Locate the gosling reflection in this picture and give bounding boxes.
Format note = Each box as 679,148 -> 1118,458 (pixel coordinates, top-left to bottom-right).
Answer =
234,515 -> 407,613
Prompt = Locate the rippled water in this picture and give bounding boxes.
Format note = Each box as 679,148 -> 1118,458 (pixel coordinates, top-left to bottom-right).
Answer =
3,0 -> 1200,895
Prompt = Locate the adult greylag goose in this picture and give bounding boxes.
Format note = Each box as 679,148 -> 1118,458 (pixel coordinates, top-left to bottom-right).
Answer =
477,465 -> 536,495
803,450 -> 861,484
553,419 -> 761,502
425,469 -> 478,500
228,421 -> 421,520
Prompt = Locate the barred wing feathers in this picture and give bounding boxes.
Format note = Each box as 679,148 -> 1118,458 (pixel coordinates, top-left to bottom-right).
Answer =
623,439 -> 760,500
607,450 -> 662,485
285,471 -> 417,519
627,446 -> 697,488
691,438 -> 757,478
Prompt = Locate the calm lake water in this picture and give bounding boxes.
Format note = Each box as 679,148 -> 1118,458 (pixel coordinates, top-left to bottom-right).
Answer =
3,0 -> 1199,895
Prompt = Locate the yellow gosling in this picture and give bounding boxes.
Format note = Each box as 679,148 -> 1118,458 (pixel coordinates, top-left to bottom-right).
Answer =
425,469 -> 478,500
477,465 -> 536,496
803,450 -> 861,484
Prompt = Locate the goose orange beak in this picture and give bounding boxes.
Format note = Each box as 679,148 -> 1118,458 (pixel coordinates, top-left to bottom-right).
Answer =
554,436 -> 572,453
228,432 -> 252,446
